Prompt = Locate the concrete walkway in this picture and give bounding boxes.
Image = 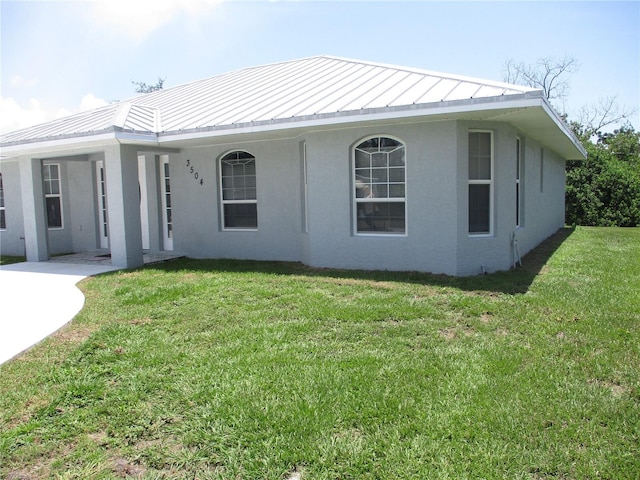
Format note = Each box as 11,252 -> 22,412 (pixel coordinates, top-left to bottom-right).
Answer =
0,262 -> 120,365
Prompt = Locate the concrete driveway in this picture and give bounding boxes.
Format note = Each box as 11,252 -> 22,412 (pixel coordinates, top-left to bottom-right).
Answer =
0,262 -> 120,365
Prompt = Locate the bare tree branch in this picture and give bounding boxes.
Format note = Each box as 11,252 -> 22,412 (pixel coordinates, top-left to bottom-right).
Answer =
502,55 -> 579,111
577,96 -> 638,137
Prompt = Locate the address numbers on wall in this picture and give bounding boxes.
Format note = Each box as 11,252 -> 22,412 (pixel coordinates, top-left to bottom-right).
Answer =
185,159 -> 204,186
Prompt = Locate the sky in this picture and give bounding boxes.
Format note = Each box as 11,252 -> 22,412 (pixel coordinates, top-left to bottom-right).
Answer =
1,0 -> 638,135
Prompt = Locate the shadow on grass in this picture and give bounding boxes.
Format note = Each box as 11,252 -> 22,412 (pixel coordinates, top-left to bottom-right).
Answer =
131,227 -> 575,295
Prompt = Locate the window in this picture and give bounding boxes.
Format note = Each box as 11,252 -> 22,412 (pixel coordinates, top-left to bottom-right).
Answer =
160,156 -> 173,250
43,164 -> 63,229
0,172 -> 5,229
220,151 -> 257,229
516,138 -> 522,227
468,131 -> 492,235
354,136 -> 406,234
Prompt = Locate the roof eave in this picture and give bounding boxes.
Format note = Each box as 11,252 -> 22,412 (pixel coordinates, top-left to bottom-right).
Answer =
539,97 -> 587,159
1,92 -> 586,162
0,128 -> 159,159
157,93 -> 542,139
157,92 -> 587,160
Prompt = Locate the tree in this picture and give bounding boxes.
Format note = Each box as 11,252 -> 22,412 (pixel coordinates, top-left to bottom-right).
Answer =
577,96 -> 638,139
566,125 -> 640,227
503,55 -> 639,227
502,55 -> 579,110
132,77 -> 165,94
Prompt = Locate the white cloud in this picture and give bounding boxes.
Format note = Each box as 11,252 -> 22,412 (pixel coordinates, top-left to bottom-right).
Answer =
92,0 -> 223,41
0,94 -> 109,135
0,97 -> 49,134
79,93 -> 110,112
10,75 -> 37,88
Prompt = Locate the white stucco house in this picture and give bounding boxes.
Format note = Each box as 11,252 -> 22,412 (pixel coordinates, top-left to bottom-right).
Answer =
0,56 -> 586,275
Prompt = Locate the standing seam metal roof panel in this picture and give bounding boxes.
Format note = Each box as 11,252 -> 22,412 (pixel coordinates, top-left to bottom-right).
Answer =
249,61 -> 368,122
160,59 -> 319,129
211,58 -> 351,126
230,61 -> 372,123
287,64 -> 383,117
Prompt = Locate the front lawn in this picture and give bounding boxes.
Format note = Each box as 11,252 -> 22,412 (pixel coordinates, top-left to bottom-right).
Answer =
1,227 -> 638,479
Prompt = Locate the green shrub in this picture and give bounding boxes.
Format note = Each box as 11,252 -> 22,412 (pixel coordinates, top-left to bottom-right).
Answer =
566,124 -> 640,226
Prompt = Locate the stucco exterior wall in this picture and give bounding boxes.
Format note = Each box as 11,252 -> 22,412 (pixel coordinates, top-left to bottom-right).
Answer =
171,138 -> 303,262
454,123 -> 567,275
303,120 -> 459,274
145,121 -> 564,275
1,119 -> 569,276
518,139 -> 566,256
67,159 -> 99,254
43,159 -> 98,255
455,122 -> 519,275
0,161 -> 25,256
169,119 -> 464,274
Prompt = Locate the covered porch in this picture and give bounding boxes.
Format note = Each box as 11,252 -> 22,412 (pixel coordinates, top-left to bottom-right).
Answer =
16,142 -> 177,269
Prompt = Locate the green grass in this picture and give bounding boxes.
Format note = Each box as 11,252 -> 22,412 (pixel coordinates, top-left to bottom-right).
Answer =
0,255 -> 25,266
1,226 -> 638,479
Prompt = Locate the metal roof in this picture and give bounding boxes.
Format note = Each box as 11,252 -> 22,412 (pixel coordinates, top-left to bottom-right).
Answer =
0,55 -> 586,159
1,56 -> 534,141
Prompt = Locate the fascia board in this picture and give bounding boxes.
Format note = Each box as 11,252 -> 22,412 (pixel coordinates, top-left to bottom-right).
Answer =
0,132 -> 119,159
0,130 -> 160,159
114,131 -> 160,144
539,98 -> 587,159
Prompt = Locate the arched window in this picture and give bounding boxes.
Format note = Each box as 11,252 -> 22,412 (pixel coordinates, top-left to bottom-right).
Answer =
353,136 -> 406,234
219,151 -> 257,229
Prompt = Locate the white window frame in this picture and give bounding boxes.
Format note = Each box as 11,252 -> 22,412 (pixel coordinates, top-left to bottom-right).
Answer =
468,130 -> 493,237
95,161 -> 109,248
352,135 -> 407,236
516,137 -> 522,228
219,150 -> 258,231
43,163 -> 63,230
159,155 -> 174,250
0,172 -> 6,230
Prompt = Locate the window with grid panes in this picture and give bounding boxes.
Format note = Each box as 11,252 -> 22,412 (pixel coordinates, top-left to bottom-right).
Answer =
353,136 -> 406,234
43,164 -> 63,228
468,131 -> 492,235
220,151 -> 257,229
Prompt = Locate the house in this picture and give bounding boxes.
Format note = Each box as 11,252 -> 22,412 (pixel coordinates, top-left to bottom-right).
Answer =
0,56 -> 586,276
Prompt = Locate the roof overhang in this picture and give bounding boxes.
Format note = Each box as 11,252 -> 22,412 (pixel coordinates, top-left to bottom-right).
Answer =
1,91 -> 586,161
155,91 -> 586,160
0,127 -> 161,160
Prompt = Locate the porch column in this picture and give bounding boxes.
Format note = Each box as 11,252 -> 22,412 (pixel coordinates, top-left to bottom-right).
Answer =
19,157 -> 49,261
104,144 -> 144,268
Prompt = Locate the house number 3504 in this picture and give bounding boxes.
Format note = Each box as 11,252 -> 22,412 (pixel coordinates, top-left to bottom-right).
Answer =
185,159 -> 204,186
